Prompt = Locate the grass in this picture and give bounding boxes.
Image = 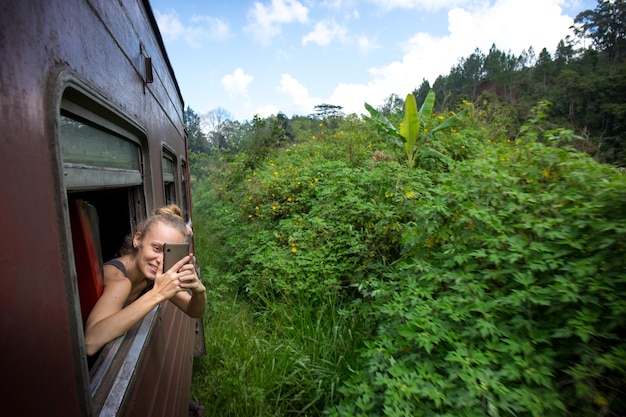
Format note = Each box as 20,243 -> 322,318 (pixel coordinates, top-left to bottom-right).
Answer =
191,283 -> 365,416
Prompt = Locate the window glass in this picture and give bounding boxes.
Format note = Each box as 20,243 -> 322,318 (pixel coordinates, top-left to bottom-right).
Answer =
162,150 -> 177,204
60,115 -> 140,170
162,154 -> 175,183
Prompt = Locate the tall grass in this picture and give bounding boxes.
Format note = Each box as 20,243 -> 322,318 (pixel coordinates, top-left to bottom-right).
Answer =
191,278 -> 365,416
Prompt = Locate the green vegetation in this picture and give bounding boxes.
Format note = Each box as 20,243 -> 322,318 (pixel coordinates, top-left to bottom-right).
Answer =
189,98 -> 626,415
188,2 -> 626,415
365,91 -> 467,168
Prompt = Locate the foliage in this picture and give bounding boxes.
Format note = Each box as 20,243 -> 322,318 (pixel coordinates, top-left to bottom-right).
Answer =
200,116 -> 416,301
330,105 -> 626,417
185,106 -> 211,154
190,116 -> 390,415
312,103 -> 345,119
573,0 -> 626,60
191,292 -> 364,416
187,30 -> 626,413
364,91 -> 467,168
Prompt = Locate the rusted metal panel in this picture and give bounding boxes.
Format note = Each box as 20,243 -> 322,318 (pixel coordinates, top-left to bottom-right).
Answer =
122,303 -> 195,417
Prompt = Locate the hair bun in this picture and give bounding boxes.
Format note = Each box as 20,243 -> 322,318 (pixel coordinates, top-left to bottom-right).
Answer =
154,204 -> 184,221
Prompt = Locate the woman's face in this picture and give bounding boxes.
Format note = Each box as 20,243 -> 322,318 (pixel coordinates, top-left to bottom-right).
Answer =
133,221 -> 186,279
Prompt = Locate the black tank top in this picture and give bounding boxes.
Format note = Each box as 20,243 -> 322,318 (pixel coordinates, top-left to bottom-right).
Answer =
104,259 -> 154,301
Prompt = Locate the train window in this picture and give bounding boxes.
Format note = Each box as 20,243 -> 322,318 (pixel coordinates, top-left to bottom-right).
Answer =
60,116 -> 139,170
162,150 -> 177,204
60,115 -> 142,190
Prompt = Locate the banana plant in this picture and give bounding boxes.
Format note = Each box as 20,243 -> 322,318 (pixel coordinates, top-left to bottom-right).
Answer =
364,90 -> 467,168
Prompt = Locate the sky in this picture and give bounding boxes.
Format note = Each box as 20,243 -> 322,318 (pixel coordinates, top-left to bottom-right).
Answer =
150,0 -> 597,122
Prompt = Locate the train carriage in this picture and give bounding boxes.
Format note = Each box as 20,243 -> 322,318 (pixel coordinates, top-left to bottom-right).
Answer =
0,0 -> 203,415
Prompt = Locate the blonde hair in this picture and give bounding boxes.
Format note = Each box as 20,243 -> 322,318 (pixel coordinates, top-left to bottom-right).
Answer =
119,204 -> 187,255
154,204 -> 184,221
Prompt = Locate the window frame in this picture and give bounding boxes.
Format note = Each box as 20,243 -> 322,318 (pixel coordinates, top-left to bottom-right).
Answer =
59,85 -> 156,414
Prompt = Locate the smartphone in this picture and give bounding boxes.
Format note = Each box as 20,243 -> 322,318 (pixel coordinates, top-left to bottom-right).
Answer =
163,242 -> 190,272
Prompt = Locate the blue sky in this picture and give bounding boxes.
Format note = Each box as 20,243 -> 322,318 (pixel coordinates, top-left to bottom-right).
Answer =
150,0 -> 597,122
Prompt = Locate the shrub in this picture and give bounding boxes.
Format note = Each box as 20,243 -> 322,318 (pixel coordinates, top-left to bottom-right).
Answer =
331,124 -> 626,416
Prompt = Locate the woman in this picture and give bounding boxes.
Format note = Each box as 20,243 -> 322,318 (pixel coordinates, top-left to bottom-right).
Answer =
84,205 -> 206,357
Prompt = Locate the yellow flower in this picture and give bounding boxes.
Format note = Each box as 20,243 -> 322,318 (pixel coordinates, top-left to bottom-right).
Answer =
314,178 -> 319,182
247,178 -> 252,182
291,247 -> 297,253
461,145 -> 466,149
248,195 -> 253,200
312,135 -> 316,140
438,115 -> 444,120
274,171 -> 279,176
287,197 -> 292,202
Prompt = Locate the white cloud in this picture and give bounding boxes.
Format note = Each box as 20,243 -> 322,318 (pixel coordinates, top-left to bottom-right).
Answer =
276,74 -> 321,115
322,0 -> 579,115
190,15 -> 231,39
355,35 -> 379,53
221,68 -> 254,98
253,104 -> 281,118
320,0 -> 356,9
366,0 -> 466,12
302,19 -> 378,52
155,10 -> 230,48
302,20 -> 349,46
245,0 -> 309,45
155,10 -> 185,39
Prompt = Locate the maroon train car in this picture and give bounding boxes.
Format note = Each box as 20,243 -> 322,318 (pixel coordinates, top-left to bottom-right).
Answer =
0,0 -> 203,416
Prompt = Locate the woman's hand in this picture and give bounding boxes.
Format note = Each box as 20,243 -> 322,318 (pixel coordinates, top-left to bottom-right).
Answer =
155,255 -> 193,299
166,253 -> 207,318
175,255 -> 206,294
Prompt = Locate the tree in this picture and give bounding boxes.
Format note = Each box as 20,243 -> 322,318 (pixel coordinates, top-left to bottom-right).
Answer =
412,80 -> 431,112
573,0 -> 626,61
184,106 -> 210,154
201,107 -> 233,151
312,104 -> 344,119
461,48 -> 485,100
364,90 -> 467,168
379,93 -> 404,117
555,37 -> 576,71
534,47 -> 554,91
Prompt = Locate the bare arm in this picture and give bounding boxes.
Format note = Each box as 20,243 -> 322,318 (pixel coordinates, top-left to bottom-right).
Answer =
83,262 -> 183,356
